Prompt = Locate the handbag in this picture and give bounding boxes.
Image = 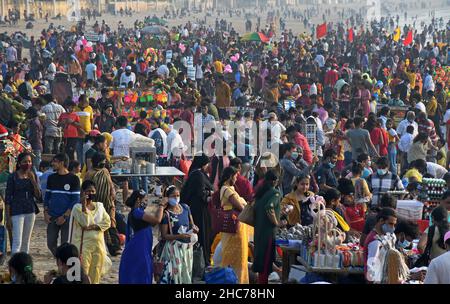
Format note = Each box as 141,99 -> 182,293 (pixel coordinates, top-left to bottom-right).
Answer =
237,201 -> 255,227
192,243 -> 205,281
204,266 -> 238,284
215,188 -> 240,233
152,211 -> 171,281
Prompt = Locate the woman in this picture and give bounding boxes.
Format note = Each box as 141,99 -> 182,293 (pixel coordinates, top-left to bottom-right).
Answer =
219,166 -> 249,284
94,104 -> 115,134
5,152 -> 41,254
119,190 -> 167,284
253,171 -> 281,284
84,152 -> 118,256
160,185 -> 199,284
418,206 -> 449,262
407,132 -> 435,165
69,180 -> 111,284
280,174 -> 314,227
180,153 -> 214,266
8,252 -> 40,284
350,161 -> 372,205
386,119 -> 400,174
368,117 -> 388,157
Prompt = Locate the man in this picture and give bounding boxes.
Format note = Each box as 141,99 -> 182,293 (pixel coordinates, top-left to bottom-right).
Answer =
265,112 -> 286,145
44,153 -> 81,256
119,66 -> 136,88
417,111 -> 438,155
367,157 -> 404,207
315,149 -> 338,191
280,142 -> 311,195
215,74 -> 231,117
47,243 -> 90,284
41,94 -> 65,154
74,95 -> 94,166
156,62 -> 170,79
6,44 -> 17,65
364,208 -> 398,283
85,59 -> 97,82
229,157 -> 254,202
18,73 -> 33,107
424,231 -> 450,284
196,102 -> 215,147
149,121 -> 168,157
97,88 -> 117,117
59,100 -> 82,161
110,116 -> 136,201
166,121 -> 187,160
286,125 -> 313,165
345,116 -> 379,160
396,111 -> 418,137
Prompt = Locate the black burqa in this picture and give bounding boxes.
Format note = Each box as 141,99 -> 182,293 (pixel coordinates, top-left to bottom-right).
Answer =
180,155 -> 214,266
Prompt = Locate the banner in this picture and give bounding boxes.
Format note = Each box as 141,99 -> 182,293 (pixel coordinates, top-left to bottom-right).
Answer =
316,23 -> 327,39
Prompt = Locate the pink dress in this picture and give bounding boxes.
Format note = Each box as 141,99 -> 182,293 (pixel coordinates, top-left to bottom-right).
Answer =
361,89 -> 371,116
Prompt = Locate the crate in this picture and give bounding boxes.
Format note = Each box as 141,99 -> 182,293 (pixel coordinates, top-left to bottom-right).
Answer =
396,200 -> 424,221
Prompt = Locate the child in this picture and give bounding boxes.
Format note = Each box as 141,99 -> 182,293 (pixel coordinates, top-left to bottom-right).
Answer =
39,160 -> 53,193
398,125 -> 415,173
436,138 -> 447,168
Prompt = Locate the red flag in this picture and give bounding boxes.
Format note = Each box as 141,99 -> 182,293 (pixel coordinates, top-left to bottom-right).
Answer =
348,28 -> 354,42
316,23 -> 327,39
403,30 -> 413,46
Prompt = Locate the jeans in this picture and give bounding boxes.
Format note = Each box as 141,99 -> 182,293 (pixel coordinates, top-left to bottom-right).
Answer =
47,218 -> 70,256
44,136 -> 62,154
11,213 -> 36,254
32,150 -> 41,171
75,138 -> 85,167
131,177 -> 148,193
64,138 -> 82,163
388,143 -> 397,175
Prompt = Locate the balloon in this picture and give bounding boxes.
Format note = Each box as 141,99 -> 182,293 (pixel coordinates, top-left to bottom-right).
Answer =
230,56 -> 237,62
235,53 -> 240,60
74,45 -> 80,52
82,39 -> 88,46
179,43 -> 186,53
76,40 -> 82,46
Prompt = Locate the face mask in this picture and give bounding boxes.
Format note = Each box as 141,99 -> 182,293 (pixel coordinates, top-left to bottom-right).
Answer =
329,162 -> 336,169
168,197 -> 180,207
377,169 -> 387,176
291,152 -> 299,160
382,223 -> 395,234
86,193 -> 96,201
398,239 -> 411,249
20,163 -> 32,171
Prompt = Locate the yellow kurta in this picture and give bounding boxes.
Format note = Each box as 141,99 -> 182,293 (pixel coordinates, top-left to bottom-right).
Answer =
220,185 -> 249,284
69,202 -> 111,284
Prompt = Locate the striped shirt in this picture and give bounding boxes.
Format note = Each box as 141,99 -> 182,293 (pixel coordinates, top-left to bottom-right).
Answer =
367,172 -> 404,207
44,173 -> 81,218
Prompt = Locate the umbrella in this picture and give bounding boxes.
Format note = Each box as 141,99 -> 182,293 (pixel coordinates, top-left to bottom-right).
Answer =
241,32 -> 270,43
145,17 -> 168,26
141,25 -> 169,36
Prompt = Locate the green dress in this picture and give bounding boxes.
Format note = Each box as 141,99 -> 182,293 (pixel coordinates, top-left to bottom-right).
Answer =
252,187 -> 281,273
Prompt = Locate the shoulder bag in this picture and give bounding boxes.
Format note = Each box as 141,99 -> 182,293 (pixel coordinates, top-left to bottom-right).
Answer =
237,200 -> 255,227
215,187 -> 240,233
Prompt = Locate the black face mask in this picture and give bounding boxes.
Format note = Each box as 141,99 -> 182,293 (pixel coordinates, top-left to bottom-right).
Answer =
126,71 -> 131,76
87,193 -> 96,201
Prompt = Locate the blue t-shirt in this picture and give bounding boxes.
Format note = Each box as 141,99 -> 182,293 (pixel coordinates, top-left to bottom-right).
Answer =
161,204 -> 191,243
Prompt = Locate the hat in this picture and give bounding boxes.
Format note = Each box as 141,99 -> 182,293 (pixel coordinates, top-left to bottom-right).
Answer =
444,231 -> 450,244
89,130 -> 101,137
125,65 -> 132,71
337,178 -> 355,195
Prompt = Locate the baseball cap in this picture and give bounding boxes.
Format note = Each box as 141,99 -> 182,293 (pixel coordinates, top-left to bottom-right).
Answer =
125,65 -> 132,71
89,130 -> 101,137
444,231 -> 450,244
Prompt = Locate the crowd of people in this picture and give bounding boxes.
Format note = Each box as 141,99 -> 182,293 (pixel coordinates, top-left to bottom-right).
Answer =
0,5 -> 450,284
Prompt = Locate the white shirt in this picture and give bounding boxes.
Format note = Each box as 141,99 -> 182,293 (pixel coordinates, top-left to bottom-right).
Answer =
396,119 -> 418,137
314,55 -> 325,68
167,129 -> 187,158
309,83 -> 318,96
424,74 -> 435,92
415,102 -> 426,113
271,121 -> 286,144
41,101 -> 66,137
398,133 -> 414,152
149,128 -> 168,156
119,72 -> 136,87
85,63 -> 97,80
424,251 -> 450,284
47,62 -> 56,81
443,109 -> 450,124
156,65 -> 169,78
426,162 -> 447,179
110,128 -> 136,157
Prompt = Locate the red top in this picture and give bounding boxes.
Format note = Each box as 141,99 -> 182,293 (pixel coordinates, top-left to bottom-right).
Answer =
344,204 -> 366,232
59,112 -> 80,138
293,132 -> 313,164
370,127 -> 388,156
234,173 -> 254,203
324,69 -> 339,87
